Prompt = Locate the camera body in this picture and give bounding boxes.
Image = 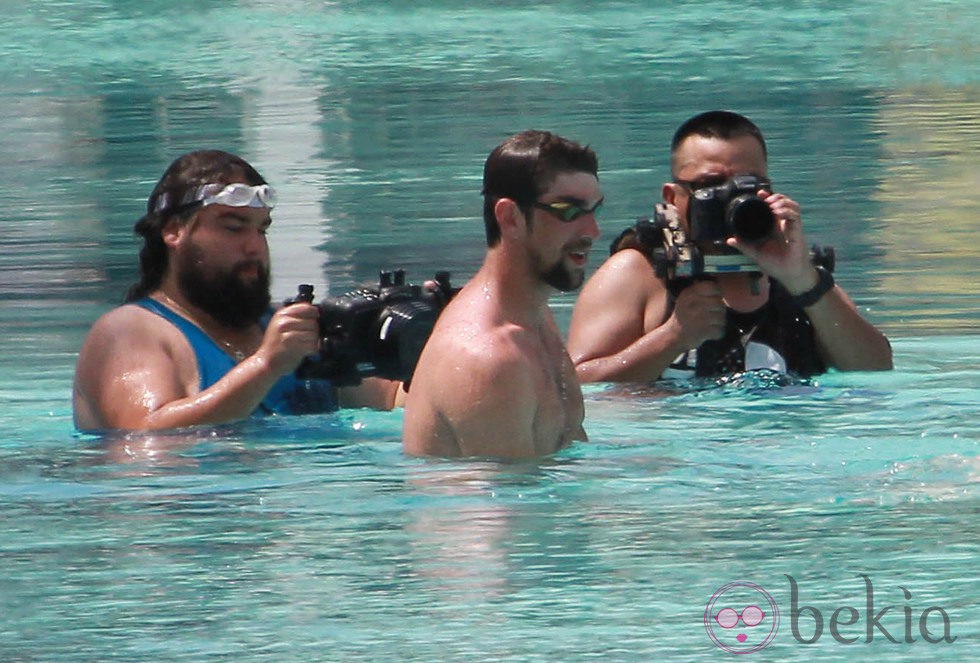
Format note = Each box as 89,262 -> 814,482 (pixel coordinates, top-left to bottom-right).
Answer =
688,174 -> 776,249
626,203 -> 833,296
288,270 -> 455,387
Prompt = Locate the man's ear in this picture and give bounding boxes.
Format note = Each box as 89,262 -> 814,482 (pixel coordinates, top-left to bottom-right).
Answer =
161,215 -> 186,249
662,182 -> 680,207
494,197 -> 526,239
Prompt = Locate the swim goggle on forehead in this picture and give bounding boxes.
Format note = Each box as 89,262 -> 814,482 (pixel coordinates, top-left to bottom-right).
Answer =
154,182 -> 277,215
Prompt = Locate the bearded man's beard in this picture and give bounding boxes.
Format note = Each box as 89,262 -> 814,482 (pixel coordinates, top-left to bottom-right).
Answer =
176,245 -> 271,329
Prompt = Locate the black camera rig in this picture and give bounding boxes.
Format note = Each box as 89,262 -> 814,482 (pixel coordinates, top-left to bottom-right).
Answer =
622,203 -> 834,297
287,269 -> 456,387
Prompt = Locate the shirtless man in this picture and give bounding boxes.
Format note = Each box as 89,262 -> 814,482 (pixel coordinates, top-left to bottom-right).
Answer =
568,110 -> 892,382
74,150 -> 395,431
402,130 -> 602,458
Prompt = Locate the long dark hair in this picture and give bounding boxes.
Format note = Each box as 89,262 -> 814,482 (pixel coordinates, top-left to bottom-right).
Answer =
125,150 -> 267,302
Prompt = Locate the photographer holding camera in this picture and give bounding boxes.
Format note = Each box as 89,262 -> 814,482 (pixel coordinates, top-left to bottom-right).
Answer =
567,110 -> 892,382
73,150 -> 398,432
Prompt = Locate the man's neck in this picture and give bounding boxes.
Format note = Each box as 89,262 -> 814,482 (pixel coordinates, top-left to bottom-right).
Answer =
478,249 -> 554,326
154,286 -> 207,323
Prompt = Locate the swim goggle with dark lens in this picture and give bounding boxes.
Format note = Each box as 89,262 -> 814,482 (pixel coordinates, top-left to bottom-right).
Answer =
532,198 -> 603,222
155,182 -> 278,214
714,605 -> 765,628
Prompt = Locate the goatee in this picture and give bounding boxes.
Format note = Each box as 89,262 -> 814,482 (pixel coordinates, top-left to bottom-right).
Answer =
540,260 -> 584,292
537,240 -> 591,292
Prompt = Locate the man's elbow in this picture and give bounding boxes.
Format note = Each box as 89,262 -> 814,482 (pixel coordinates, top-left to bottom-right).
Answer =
829,337 -> 894,372
574,358 -> 608,384
871,338 -> 894,370
870,341 -> 894,371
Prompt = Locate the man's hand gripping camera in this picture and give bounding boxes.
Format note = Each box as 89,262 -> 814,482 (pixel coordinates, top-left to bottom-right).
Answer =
286,270 -> 457,387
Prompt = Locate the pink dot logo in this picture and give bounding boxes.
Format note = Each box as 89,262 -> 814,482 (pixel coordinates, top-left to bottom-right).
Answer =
704,581 -> 780,654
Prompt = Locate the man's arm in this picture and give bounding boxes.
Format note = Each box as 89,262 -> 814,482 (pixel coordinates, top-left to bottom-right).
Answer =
793,278 -> 893,370
567,249 -> 726,382
73,303 -> 320,430
732,190 -> 893,371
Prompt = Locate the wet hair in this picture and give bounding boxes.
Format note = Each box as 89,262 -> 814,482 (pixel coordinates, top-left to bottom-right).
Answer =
481,130 -> 598,247
125,150 -> 267,302
670,110 -> 768,173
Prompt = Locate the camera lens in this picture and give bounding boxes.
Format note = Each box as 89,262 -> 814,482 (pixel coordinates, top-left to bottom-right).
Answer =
376,301 -> 440,382
728,195 -> 775,243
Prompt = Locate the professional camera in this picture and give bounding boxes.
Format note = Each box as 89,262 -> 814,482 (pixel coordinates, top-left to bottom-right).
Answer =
287,270 -> 456,387
688,174 -> 776,249
621,203 -> 834,297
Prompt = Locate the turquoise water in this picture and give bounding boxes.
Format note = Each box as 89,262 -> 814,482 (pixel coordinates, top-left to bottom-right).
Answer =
1,1 -> 978,660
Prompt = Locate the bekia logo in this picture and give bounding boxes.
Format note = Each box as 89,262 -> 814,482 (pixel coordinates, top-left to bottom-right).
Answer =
705,575 -> 957,654
703,581 -> 780,654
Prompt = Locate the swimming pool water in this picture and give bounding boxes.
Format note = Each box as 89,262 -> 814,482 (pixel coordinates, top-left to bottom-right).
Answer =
0,1 -> 977,660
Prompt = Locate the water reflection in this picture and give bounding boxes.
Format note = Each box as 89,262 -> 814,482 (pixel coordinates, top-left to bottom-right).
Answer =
872,88 -> 980,334
1,3 -> 975,340
402,463 -> 544,603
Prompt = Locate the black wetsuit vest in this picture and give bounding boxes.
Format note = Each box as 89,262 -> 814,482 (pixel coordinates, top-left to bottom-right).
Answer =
666,279 -> 826,378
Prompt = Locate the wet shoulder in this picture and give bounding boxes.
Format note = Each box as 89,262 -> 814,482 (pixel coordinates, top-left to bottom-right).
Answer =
80,303 -> 198,383
584,248 -> 663,303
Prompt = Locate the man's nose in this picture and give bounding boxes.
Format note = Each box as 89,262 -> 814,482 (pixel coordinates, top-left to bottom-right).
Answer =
580,210 -> 600,239
243,228 -> 267,254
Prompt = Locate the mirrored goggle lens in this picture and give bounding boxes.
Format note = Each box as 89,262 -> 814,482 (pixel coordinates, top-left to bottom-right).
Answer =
534,199 -> 603,222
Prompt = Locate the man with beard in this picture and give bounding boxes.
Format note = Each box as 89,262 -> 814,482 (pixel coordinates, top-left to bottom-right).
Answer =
402,130 -> 602,458
73,150 -> 396,431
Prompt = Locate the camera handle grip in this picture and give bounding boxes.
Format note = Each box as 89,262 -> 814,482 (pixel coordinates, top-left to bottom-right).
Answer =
283,284 -> 315,308
295,284 -> 315,304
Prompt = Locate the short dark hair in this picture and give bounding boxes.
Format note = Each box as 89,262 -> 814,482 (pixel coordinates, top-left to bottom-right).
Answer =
125,150 -> 267,302
481,130 -> 598,247
670,110 -> 767,173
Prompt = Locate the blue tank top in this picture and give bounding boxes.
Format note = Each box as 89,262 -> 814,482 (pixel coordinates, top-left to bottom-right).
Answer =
136,298 -> 338,416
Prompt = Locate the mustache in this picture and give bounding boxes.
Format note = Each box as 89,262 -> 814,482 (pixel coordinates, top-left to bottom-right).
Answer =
567,238 -> 594,252
232,260 -> 268,275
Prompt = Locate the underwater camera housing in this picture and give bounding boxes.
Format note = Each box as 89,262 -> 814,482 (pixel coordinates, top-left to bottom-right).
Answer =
626,204 -> 834,296
287,270 -> 456,387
